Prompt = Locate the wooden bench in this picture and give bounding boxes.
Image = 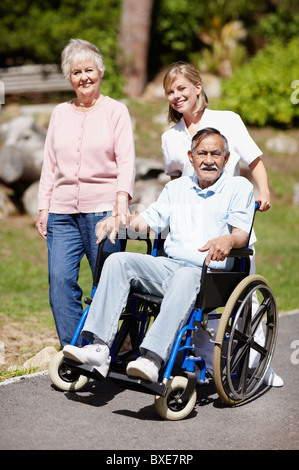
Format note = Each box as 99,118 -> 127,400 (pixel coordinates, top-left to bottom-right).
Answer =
0,64 -> 72,96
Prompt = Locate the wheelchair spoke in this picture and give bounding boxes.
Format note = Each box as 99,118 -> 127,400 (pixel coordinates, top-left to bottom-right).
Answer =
251,298 -> 271,336
215,278 -> 278,403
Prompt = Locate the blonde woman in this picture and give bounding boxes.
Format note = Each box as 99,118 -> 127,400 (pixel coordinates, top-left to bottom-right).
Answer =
161,61 -> 282,387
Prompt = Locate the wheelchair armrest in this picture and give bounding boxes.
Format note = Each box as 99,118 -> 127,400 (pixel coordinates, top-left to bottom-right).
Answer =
227,247 -> 253,258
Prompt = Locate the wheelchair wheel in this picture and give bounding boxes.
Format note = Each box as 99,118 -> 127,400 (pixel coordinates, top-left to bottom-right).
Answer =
154,376 -> 196,421
48,350 -> 89,392
213,275 -> 278,405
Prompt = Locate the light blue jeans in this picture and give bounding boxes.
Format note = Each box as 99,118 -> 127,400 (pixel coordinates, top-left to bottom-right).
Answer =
82,252 -> 203,363
47,212 -> 121,347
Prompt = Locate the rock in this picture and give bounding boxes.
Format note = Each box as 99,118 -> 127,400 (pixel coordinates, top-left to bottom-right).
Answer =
0,115 -> 46,184
265,134 -> 298,155
22,181 -> 39,218
23,346 -> 58,371
132,179 -> 165,209
0,184 -> 17,217
135,157 -> 164,179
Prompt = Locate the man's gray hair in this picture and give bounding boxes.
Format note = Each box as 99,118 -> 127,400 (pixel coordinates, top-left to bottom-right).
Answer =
191,127 -> 229,155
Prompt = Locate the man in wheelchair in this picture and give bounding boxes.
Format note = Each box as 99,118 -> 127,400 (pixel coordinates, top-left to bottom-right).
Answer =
63,127 -> 256,383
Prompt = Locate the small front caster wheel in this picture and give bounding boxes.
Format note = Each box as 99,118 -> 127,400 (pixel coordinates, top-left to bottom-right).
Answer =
48,350 -> 89,392
154,376 -> 196,421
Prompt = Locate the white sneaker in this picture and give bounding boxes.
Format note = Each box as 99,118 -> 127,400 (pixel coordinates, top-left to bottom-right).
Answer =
126,356 -> 159,382
63,344 -> 111,378
263,366 -> 284,387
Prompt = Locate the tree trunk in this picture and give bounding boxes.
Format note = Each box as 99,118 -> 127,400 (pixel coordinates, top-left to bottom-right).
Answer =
118,0 -> 154,98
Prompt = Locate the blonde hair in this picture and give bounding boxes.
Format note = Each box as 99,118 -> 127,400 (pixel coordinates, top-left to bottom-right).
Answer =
163,62 -> 208,123
61,38 -> 105,81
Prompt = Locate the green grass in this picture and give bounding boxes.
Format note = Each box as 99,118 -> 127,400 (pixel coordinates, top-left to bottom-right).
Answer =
254,201 -> 299,312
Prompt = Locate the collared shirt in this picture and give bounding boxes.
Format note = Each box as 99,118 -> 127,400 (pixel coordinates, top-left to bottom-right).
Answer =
38,96 -> 135,214
141,172 -> 254,270
161,108 -> 262,178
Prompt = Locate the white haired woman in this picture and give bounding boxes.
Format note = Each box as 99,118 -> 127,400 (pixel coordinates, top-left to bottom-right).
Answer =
36,39 -> 135,347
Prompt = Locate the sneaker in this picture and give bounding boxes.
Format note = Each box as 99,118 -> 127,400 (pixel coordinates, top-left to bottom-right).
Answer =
63,343 -> 111,378
263,366 -> 284,387
126,356 -> 159,382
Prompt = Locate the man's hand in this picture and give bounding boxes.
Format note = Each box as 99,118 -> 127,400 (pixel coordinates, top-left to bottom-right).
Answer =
96,216 -> 121,245
96,213 -> 149,245
198,228 -> 249,266
198,234 -> 234,266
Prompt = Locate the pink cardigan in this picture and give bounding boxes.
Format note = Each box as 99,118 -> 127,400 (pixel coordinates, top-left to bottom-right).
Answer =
38,96 -> 135,213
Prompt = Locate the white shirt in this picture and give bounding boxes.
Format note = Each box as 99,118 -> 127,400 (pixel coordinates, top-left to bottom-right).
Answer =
161,109 -> 262,178
141,172 -> 254,271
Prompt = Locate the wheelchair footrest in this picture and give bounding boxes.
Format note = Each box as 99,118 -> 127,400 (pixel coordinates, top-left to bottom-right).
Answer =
108,371 -> 167,397
63,358 -> 106,382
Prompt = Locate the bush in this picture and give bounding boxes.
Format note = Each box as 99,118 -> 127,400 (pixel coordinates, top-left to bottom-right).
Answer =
212,37 -> 299,127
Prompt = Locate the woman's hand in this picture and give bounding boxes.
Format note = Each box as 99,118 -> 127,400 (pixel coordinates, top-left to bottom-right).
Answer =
35,209 -> 49,240
112,191 -> 131,226
255,193 -> 271,212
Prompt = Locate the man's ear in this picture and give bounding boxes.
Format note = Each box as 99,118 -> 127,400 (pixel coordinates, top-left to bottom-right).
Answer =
188,150 -> 194,167
224,151 -> 230,166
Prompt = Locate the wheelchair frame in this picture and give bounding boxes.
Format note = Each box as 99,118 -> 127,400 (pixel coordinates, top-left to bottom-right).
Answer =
49,204 -> 278,420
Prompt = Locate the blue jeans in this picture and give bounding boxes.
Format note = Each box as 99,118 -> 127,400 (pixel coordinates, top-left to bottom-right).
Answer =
47,212 -> 121,347
82,251 -> 202,363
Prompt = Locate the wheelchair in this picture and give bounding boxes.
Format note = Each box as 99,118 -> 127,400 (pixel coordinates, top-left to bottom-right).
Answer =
48,204 -> 278,421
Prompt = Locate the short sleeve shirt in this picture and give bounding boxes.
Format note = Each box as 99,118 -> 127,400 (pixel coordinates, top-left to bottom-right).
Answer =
161,109 -> 262,178
141,172 -> 255,270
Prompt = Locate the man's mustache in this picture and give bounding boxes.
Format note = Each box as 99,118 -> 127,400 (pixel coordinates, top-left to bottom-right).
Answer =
200,164 -> 218,171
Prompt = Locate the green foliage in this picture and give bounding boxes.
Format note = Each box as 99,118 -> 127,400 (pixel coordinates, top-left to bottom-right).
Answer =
1,0 -> 299,96
212,37 -> 299,127
152,0 -> 266,65
258,2 -> 299,44
0,0 -> 124,97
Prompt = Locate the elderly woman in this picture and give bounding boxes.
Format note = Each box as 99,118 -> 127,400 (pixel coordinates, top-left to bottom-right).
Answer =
36,39 -> 135,347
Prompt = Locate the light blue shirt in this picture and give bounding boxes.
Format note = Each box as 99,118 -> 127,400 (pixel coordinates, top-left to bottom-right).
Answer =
141,172 -> 255,270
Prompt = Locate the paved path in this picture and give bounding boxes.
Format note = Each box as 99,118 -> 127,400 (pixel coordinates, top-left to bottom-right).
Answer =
0,312 -> 298,452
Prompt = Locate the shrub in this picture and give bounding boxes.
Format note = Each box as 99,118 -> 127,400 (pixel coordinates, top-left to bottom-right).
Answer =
212,37 -> 299,127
